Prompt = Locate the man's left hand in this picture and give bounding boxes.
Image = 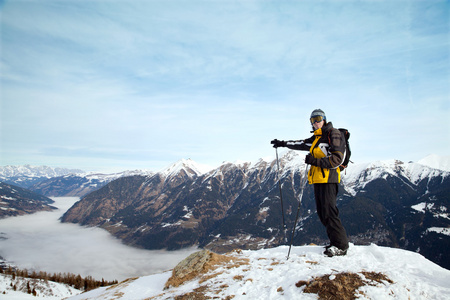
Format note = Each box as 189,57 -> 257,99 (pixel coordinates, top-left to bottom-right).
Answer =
305,154 -> 318,166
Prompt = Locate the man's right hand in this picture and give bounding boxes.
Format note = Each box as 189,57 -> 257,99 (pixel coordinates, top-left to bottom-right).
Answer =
271,139 -> 286,148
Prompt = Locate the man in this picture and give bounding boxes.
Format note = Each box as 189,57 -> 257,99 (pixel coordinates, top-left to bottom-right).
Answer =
272,109 -> 349,256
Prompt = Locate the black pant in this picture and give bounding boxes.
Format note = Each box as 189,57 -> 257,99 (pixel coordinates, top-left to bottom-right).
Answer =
314,183 -> 349,250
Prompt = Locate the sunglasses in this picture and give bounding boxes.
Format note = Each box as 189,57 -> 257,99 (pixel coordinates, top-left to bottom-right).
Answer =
310,116 -> 324,124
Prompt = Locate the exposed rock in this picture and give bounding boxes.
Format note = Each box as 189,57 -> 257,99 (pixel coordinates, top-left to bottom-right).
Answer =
296,271 -> 394,300
165,250 -> 232,288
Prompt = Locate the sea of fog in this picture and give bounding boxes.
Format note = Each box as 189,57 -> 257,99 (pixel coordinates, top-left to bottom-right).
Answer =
0,197 -> 197,281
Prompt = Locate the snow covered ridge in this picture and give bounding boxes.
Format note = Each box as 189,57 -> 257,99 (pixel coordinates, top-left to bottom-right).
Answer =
77,169 -> 154,182
341,155 -> 450,197
159,153 -> 449,182
2,153 -> 447,185
0,165 -> 84,178
0,165 -> 154,183
1,166 -> 155,197
0,165 -> 86,190
2,153 -> 448,199
417,154 -> 450,172
156,151 -> 307,181
69,244 -> 450,300
157,153 -> 450,201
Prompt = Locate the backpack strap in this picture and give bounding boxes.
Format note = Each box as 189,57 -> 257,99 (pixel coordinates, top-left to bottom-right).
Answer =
327,128 -> 346,170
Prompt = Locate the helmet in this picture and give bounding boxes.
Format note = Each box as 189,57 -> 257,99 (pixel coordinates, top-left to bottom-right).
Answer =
310,109 -> 326,124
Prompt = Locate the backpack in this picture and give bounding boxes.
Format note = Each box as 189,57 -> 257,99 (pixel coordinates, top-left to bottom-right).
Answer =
331,128 -> 352,171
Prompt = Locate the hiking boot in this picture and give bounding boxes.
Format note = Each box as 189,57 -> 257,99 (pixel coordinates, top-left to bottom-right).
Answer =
324,246 -> 347,257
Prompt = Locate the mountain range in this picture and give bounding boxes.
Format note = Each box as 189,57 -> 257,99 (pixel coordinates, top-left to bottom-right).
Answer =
54,152 -> 450,270
0,165 -> 154,198
1,154 -> 449,270
0,165 -> 84,188
30,170 -> 154,197
0,166 -> 153,218
0,181 -> 56,218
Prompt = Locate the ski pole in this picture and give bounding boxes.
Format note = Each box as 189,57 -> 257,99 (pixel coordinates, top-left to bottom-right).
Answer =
287,166 -> 309,259
274,147 -> 287,243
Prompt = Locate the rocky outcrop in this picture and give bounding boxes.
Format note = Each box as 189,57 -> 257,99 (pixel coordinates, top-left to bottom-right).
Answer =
165,250 -> 233,288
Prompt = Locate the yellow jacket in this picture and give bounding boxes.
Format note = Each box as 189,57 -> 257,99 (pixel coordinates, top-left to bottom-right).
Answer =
286,122 -> 344,184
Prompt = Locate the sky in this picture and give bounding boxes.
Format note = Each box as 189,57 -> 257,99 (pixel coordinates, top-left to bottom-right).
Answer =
1,0 -> 449,173
0,197 -> 197,281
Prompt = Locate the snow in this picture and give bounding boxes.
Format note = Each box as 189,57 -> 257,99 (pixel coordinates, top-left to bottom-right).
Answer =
341,157 -> 450,196
0,273 -> 81,299
159,158 -> 212,178
182,206 -> 193,219
259,207 -> 270,213
161,221 -> 182,227
278,150 -> 308,176
0,165 -> 84,178
411,202 -> 450,220
68,272 -> 171,300
80,169 -> 154,182
418,154 -> 450,172
411,202 -> 433,213
66,244 -> 450,300
427,227 -> 450,236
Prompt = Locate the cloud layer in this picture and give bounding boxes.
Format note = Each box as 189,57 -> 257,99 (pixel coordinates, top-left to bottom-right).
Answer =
0,197 -> 196,281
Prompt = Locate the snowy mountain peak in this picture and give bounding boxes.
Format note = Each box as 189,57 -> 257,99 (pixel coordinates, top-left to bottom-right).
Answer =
159,158 -> 212,178
276,150 -> 308,175
282,150 -> 307,163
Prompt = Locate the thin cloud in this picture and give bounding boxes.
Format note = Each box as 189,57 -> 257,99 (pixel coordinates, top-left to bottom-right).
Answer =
1,0 -> 448,171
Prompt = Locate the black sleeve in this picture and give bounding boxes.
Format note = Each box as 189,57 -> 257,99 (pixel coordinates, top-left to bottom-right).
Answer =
285,135 -> 314,152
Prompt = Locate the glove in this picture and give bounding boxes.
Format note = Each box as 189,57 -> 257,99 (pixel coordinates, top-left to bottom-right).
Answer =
271,139 -> 287,148
305,154 -> 318,166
